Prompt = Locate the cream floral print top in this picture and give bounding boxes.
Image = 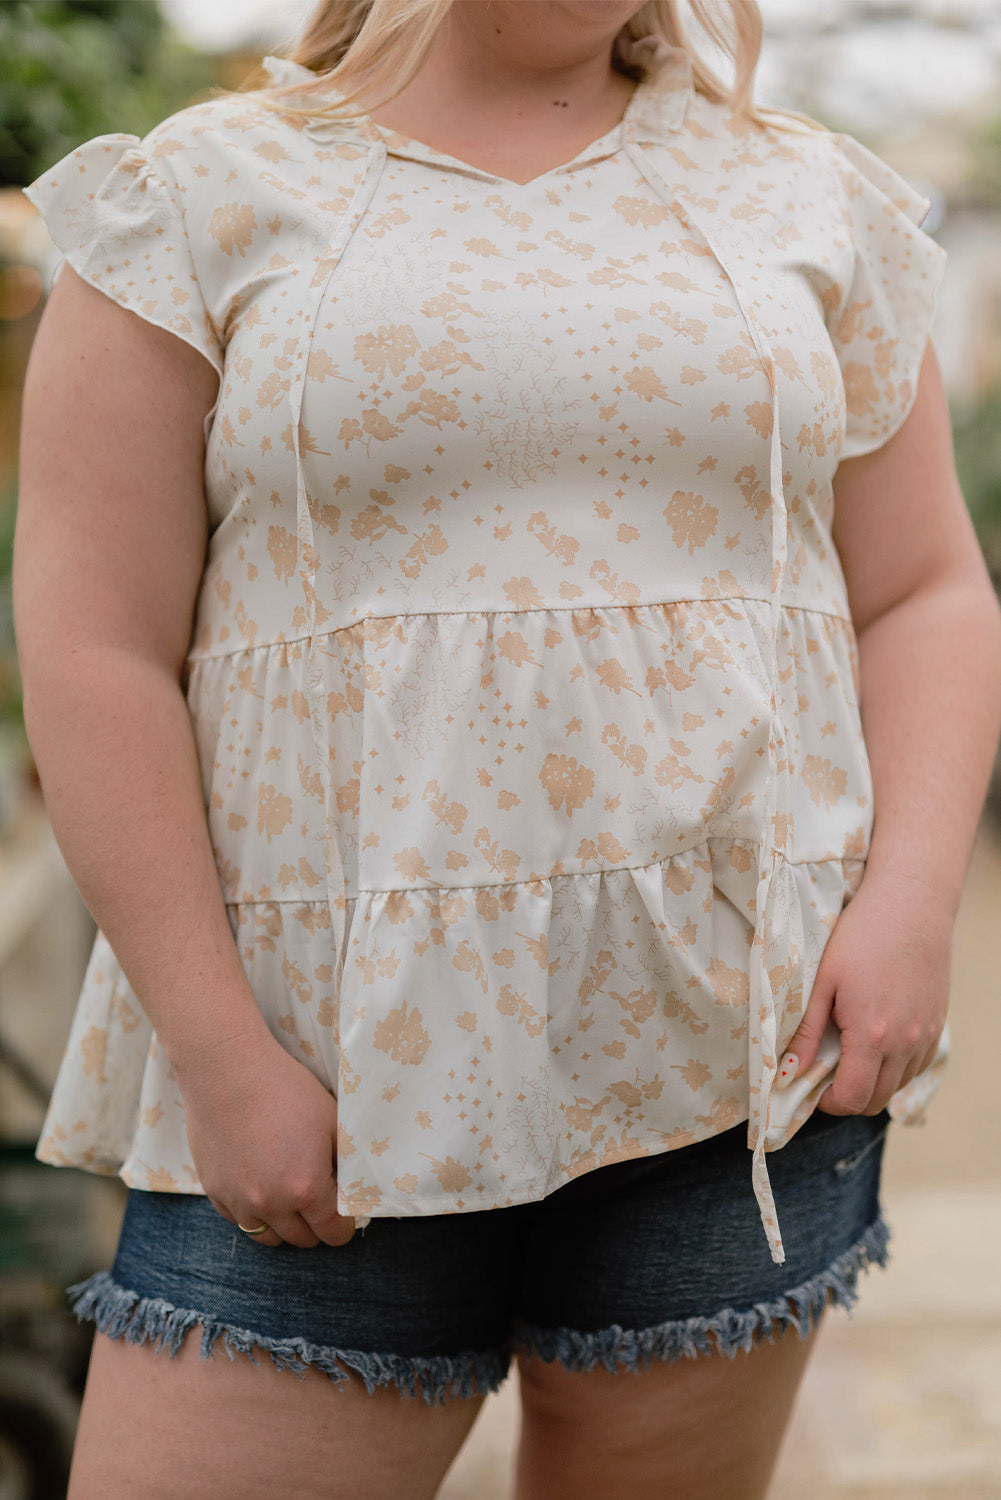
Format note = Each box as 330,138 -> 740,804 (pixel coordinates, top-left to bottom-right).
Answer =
24,42 -> 949,1264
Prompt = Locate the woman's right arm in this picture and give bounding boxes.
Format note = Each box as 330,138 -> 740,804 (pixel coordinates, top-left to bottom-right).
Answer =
15,266 -> 355,1248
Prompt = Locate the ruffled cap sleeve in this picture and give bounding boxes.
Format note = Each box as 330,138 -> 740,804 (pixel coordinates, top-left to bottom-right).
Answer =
22,133 -> 223,376
828,132 -> 947,461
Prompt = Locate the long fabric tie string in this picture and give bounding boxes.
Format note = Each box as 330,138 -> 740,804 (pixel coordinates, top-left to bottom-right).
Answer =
623,135 -> 791,1265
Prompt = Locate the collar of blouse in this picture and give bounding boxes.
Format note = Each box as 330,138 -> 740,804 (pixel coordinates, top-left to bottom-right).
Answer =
258,36 -> 695,152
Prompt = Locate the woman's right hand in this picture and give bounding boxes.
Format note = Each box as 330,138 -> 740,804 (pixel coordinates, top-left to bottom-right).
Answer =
171,1029 -> 357,1249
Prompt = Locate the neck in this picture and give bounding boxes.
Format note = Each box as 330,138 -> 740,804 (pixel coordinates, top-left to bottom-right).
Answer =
352,1 -> 643,136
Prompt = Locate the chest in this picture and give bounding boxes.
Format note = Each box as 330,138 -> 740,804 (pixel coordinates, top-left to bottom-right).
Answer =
220,148 -> 844,479
200,136 -> 857,624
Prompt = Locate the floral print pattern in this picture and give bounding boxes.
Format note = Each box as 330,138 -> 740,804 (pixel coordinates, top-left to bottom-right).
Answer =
23,43 -> 948,1263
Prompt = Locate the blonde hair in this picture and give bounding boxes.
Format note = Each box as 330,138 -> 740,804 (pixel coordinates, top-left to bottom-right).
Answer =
222,1 -> 825,136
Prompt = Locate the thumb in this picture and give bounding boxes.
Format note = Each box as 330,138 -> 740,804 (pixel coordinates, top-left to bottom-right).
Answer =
777,971 -> 835,1087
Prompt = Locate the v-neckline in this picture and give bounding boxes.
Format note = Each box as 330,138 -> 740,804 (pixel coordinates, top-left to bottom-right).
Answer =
367,84 -> 644,191
259,48 -> 695,171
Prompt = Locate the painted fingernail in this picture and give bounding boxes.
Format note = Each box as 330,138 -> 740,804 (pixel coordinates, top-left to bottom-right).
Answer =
776,1051 -> 799,1086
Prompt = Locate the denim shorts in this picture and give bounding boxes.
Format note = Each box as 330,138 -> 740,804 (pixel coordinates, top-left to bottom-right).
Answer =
67,1107 -> 891,1407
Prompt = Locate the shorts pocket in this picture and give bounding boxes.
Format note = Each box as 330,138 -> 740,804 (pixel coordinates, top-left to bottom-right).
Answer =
832,1110 -> 891,1177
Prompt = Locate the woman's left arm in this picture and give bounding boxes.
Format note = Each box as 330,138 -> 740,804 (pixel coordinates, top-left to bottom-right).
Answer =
781,341 -> 1001,1115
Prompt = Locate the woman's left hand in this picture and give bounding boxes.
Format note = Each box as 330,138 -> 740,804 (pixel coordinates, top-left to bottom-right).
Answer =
779,876 -> 952,1116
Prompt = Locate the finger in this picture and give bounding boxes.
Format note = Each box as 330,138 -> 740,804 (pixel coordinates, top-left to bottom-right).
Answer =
209,1194 -> 236,1227
921,1025 -> 946,1075
777,976 -> 836,1086
863,1056 -> 906,1116
816,1042 -> 882,1115
208,1195 -> 273,1242
239,1224 -> 284,1248
899,1035 -> 942,1093
270,1178 -> 352,1248
306,1204 -> 357,1248
290,1181 -> 356,1247
226,1207 -> 284,1249
256,1210 -> 321,1249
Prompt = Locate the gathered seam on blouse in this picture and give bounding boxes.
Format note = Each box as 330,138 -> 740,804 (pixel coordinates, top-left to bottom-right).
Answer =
216,841 -> 865,906
183,595 -> 856,665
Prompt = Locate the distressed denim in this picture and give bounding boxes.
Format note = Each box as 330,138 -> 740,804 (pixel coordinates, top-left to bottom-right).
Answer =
68,1106 -> 890,1407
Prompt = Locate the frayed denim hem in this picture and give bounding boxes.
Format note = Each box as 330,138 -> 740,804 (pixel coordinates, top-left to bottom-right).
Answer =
65,1270 -> 509,1408
511,1216 -> 891,1375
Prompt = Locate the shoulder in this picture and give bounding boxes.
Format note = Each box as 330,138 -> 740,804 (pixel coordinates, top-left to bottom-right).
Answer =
134,91 -> 377,279
667,91 -> 846,226
725,99 -> 931,229
686,91 -> 839,173
140,94 -> 282,175
138,91 -> 371,207
678,93 -> 932,232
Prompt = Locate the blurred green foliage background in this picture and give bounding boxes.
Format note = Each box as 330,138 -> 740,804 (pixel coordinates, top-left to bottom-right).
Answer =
0,0 -> 215,189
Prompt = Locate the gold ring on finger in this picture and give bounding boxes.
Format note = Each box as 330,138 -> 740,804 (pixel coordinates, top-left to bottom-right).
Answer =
237,1221 -> 269,1235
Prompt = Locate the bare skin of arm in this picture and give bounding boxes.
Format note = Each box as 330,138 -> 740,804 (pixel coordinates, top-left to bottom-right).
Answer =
784,342 -> 1001,1112
15,265 -> 355,1248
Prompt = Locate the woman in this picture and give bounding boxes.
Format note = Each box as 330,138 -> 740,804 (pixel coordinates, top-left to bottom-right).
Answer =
15,1 -> 1001,1495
